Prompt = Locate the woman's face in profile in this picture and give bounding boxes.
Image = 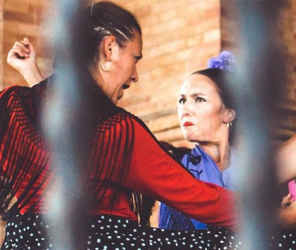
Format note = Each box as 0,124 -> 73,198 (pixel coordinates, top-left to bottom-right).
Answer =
178,74 -> 229,143
94,32 -> 143,105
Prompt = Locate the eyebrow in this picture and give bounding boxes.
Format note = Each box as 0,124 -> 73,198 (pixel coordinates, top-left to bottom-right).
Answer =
179,93 -> 205,98
191,93 -> 204,97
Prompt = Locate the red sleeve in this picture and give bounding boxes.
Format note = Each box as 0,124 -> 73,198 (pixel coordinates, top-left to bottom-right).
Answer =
0,85 -> 20,178
123,118 -> 238,230
0,85 -> 19,99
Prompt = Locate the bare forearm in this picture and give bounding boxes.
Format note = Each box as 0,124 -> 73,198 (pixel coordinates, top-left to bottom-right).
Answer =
7,38 -> 45,87
21,66 -> 44,87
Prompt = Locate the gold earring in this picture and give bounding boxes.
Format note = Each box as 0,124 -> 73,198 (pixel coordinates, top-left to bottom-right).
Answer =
99,58 -> 115,72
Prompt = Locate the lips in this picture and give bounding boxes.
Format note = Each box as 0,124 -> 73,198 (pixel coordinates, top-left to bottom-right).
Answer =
123,84 -> 130,89
183,121 -> 193,127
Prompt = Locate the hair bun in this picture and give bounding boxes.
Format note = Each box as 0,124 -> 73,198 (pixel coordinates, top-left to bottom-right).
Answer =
207,51 -> 235,72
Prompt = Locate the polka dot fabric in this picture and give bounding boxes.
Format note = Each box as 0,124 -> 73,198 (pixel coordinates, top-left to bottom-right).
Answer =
3,214 -> 295,250
90,216 -> 242,250
2,214 -> 243,250
268,228 -> 296,250
2,214 -> 51,249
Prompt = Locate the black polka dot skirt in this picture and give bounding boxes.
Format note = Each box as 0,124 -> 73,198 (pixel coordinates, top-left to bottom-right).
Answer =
2,213 -> 295,250
268,228 -> 296,250
2,213 -> 245,250
2,213 -> 243,250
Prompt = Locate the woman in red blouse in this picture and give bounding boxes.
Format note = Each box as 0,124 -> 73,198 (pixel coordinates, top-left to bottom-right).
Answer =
1,2 -> 241,249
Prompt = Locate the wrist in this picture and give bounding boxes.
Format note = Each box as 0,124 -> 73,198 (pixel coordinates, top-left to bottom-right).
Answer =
21,65 -> 44,87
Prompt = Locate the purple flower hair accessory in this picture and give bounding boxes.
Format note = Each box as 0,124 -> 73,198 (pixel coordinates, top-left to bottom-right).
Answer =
207,51 -> 235,72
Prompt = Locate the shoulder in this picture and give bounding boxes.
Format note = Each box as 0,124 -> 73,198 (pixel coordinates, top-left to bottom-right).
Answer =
95,107 -> 156,142
0,75 -> 51,102
0,85 -> 29,108
100,106 -> 145,127
93,106 -> 141,135
157,141 -> 191,162
0,85 -> 27,97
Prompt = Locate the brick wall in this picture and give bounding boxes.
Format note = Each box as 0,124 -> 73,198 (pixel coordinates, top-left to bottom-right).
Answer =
2,0 -> 54,88
1,2 -> 295,173
1,1 -> 296,155
221,0 -> 296,141
1,0 -> 221,148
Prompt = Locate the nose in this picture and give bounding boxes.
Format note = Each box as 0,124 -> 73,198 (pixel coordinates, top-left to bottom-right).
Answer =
179,101 -> 193,119
131,68 -> 139,83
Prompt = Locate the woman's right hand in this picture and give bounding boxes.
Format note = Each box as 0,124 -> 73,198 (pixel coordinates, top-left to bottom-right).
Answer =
277,194 -> 296,228
7,38 -> 44,87
7,37 -> 36,73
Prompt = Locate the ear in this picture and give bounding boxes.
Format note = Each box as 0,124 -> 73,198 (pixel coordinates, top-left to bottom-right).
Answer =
102,35 -> 117,59
224,109 -> 236,123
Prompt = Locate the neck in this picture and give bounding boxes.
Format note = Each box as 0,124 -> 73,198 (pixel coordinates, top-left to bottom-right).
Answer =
197,137 -> 231,171
88,62 -> 106,91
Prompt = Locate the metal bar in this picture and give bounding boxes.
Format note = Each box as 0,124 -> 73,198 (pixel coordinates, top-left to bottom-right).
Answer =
43,0 -> 91,249
233,0 -> 286,249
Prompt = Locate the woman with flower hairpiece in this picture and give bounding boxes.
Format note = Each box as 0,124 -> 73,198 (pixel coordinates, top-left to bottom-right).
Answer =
159,51 -> 239,231
158,51 -> 296,249
0,2 -> 244,249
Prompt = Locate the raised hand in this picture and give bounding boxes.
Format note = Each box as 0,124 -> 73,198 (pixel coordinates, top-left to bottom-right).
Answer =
277,194 -> 296,228
7,38 -> 44,86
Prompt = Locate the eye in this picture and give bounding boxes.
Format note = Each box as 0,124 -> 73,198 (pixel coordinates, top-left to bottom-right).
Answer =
178,97 -> 186,104
195,97 -> 206,102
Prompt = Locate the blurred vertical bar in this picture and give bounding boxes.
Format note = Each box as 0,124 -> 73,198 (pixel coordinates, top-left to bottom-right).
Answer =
233,0 -> 286,249
44,0 -> 91,249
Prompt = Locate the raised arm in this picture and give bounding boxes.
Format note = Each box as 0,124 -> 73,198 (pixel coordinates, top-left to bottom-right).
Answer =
7,38 -> 44,87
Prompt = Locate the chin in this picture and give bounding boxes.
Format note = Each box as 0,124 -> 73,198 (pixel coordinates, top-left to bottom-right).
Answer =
182,129 -> 192,141
113,95 -> 123,105
111,97 -> 119,105
182,132 -> 191,142
186,137 -> 196,143
182,132 -> 200,143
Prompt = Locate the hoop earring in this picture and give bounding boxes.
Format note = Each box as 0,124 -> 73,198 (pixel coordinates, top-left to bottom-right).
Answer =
227,122 -> 232,128
99,58 -> 115,72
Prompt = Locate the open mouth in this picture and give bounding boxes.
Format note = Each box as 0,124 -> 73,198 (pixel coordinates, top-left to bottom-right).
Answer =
123,84 -> 130,89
